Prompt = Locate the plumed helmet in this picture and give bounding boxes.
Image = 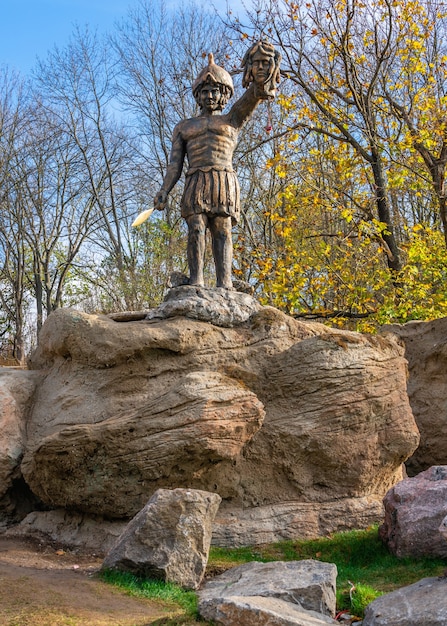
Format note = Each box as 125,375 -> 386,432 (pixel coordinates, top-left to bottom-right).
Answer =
192,53 -> 234,99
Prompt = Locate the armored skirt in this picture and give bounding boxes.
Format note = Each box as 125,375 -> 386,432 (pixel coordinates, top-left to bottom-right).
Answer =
181,167 -> 240,224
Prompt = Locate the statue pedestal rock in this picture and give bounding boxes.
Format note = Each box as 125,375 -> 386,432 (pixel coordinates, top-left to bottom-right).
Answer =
145,285 -> 262,327
2,292 -> 419,549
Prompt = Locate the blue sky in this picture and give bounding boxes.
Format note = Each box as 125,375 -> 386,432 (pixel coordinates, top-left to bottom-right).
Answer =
0,0 -> 246,76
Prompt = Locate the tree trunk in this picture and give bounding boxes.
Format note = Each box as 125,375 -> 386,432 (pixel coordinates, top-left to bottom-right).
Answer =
429,161 -> 447,248
35,272 -> 44,336
371,151 -> 402,272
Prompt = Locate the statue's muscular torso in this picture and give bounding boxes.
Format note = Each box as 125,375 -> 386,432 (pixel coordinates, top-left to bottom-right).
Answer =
177,114 -> 239,172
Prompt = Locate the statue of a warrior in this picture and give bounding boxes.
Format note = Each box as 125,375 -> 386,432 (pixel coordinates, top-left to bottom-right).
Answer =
154,41 -> 281,289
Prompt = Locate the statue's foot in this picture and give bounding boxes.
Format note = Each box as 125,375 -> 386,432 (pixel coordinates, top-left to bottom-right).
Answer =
188,279 -> 205,287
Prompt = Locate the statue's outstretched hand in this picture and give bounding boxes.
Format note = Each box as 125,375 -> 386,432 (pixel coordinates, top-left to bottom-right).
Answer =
154,190 -> 168,211
132,190 -> 167,226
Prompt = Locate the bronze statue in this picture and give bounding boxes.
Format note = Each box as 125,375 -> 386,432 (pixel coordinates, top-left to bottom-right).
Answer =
154,41 -> 281,289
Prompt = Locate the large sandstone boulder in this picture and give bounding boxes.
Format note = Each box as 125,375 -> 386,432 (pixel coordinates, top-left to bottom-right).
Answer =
6,290 -> 420,545
379,466 -> 447,558
22,370 -> 263,517
102,488 -> 221,590
383,317 -> 447,475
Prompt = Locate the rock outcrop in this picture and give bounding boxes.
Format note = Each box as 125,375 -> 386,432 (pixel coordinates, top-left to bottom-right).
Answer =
0,289 -> 420,545
0,369 -> 43,523
5,509 -> 125,554
383,317 -> 447,475
102,488 -> 221,590
22,370 -> 263,518
0,369 -> 41,498
379,465 -> 447,558
212,496 -> 386,546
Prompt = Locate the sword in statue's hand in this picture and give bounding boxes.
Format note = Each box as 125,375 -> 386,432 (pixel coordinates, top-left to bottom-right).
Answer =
131,190 -> 167,227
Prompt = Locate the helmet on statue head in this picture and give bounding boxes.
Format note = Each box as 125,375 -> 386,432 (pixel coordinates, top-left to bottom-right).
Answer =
192,53 -> 234,106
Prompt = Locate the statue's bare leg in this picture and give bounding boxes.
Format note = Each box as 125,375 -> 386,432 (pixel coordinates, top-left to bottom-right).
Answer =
186,213 -> 207,286
210,215 -> 233,289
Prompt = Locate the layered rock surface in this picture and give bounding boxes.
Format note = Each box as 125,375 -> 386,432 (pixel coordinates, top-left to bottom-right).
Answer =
199,560 -> 337,617
3,289 -> 420,545
199,596 -> 338,626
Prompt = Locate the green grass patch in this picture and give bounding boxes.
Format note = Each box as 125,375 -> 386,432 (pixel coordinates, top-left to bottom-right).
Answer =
99,569 -> 198,619
340,582 -> 383,618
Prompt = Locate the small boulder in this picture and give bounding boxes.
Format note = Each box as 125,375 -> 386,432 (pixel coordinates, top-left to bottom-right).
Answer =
362,576 -> 447,626
379,466 -> 447,558
201,595 -> 338,625
101,488 -> 221,590
199,560 -> 337,619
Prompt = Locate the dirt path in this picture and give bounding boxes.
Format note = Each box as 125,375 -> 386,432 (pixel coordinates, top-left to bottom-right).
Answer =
0,535 -> 188,626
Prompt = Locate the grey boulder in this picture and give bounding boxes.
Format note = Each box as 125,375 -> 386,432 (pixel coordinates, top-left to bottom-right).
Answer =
380,465 -> 447,557
145,284 -> 262,327
201,595 -> 338,625
363,576 -> 447,625
199,560 -> 337,621
102,488 -> 221,590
